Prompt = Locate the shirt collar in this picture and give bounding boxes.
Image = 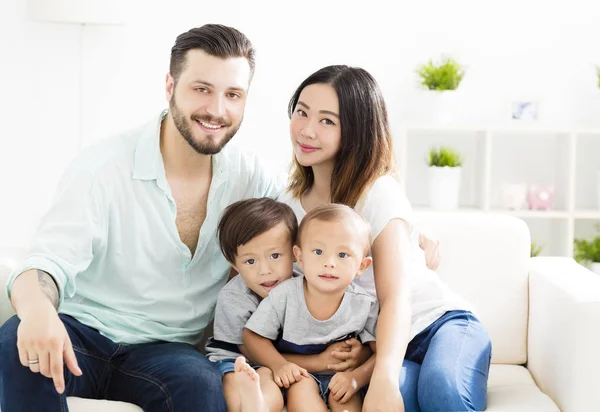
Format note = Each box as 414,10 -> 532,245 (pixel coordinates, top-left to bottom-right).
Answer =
132,110 -> 167,181
132,109 -> 230,185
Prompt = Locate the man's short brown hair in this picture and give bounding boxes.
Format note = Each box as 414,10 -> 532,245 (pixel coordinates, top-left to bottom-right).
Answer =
218,198 -> 298,263
170,24 -> 256,83
297,204 -> 372,256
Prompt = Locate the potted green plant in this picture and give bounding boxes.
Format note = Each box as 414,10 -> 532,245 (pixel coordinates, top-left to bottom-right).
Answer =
417,57 -> 465,91
427,146 -> 463,210
574,226 -> 600,275
530,242 -> 544,257
416,56 -> 465,124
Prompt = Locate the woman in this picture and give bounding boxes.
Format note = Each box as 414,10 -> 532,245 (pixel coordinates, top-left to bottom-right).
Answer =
278,65 -> 492,411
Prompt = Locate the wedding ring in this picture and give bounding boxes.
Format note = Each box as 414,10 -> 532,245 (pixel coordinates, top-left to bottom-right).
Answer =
28,359 -> 39,365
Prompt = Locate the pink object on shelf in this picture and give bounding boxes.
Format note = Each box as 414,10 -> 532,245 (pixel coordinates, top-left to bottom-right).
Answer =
527,186 -> 554,210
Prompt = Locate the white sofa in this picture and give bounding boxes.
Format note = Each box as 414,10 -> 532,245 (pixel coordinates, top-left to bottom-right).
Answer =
1,212 -> 600,411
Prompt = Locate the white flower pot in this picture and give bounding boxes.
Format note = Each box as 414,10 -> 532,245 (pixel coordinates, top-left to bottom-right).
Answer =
417,90 -> 466,125
429,166 -> 462,210
591,262 -> 600,276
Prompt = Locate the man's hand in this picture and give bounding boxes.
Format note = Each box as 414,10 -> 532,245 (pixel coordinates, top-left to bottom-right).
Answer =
17,300 -> 82,394
327,338 -> 371,372
328,371 -> 360,403
418,228 -> 440,271
272,361 -> 309,388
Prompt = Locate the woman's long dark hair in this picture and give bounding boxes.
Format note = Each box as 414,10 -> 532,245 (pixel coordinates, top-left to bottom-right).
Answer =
287,65 -> 395,208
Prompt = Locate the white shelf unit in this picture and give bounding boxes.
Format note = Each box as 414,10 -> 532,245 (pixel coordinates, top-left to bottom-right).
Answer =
397,126 -> 600,258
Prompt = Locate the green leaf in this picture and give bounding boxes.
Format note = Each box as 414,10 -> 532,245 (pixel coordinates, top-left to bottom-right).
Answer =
427,146 -> 463,167
530,242 -> 544,257
417,56 -> 465,91
574,226 -> 600,264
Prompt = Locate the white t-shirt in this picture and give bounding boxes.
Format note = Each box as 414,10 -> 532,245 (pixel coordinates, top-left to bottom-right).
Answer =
278,175 -> 472,340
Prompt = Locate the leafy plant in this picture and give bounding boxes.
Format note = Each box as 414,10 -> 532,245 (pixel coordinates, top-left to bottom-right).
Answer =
417,56 -> 465,91
596,65 -> 600,89
530,242 -> 544,257
427,146 -> 463,167
574,224 -> 600,264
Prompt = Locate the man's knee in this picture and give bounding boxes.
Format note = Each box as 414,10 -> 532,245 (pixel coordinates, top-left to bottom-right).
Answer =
0,316 -> 21,367
168,359 -> 225,401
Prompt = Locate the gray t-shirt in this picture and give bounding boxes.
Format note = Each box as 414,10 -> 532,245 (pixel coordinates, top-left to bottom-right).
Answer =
205,275 -> 261,362
245,276 -> 378,373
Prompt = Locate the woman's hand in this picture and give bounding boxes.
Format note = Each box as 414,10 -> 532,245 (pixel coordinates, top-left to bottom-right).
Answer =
325,338 -> 372,372
362,373 -> 404,412
418,227 -> 440,271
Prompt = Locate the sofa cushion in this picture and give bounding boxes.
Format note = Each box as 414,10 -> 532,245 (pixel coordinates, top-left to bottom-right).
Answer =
414,212 -> 530,365
65,365 -> 558,412
67,397 -> 142,411
486,364 -> 559,411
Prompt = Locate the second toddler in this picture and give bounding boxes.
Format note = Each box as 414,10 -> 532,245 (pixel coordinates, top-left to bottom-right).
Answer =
240,203 -> 379,412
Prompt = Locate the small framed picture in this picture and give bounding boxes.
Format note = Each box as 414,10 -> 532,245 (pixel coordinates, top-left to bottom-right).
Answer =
511,101 -> 539,121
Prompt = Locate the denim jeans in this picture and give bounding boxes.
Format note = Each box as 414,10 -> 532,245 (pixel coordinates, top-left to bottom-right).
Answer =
399,311 -> 492,412
0,314 -> 226,412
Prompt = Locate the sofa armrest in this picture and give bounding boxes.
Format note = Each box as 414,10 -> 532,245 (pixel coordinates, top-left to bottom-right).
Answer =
528,257 -> 600,412
0,255 -> 17,325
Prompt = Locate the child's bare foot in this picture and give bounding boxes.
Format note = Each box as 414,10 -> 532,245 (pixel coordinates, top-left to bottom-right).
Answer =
234,356 -> 267,412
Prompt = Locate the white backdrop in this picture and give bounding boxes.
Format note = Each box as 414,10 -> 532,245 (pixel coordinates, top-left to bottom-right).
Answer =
1,0 -> 600,247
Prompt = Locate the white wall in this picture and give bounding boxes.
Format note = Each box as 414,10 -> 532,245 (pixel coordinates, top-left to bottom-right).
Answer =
1,0 -> 600,248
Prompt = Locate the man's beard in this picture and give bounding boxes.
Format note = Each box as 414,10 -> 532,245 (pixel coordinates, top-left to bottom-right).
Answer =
169,95 -> 241,155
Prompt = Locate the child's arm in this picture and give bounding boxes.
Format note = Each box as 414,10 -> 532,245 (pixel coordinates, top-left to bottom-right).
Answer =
328,341 -> 377,403
242,328 -> 309,388
281,338 -> 371,373
237,344 -> 254,363
281,352 -> 327,373
350,341 -> 378,388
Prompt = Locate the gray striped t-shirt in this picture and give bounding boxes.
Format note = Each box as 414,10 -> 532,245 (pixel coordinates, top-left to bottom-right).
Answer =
245,276 -> 378,373
205,275 -> 261,363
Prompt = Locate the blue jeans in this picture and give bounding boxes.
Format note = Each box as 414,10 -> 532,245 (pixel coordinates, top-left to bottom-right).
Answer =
213,358 -> 259,377
308,373 -> 334,404
0,314 -> 226,412
399,311 -> 492,412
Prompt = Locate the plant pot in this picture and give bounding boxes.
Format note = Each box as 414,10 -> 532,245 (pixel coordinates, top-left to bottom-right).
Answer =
591,262 -> 600,276
429,166 -> 462,210
420,90 -> 462,125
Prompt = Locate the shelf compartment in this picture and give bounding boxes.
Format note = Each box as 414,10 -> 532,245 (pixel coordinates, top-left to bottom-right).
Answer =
405,129 -> 488,209
574,132 -> 600,210
522,217 -> 570,257
489,131 -> 572,211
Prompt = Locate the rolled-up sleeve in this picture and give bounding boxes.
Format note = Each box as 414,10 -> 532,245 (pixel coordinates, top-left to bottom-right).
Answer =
5,163 -> 105,307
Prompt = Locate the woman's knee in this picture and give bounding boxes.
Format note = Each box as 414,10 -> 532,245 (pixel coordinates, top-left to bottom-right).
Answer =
399,360 -> 421,412
417,366 -> 487,412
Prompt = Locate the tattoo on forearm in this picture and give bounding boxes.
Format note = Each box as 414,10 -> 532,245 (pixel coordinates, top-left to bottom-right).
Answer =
37,269 -> 59,309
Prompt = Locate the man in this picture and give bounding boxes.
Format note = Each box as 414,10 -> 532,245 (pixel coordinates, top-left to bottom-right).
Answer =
0,24 -> 279,411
